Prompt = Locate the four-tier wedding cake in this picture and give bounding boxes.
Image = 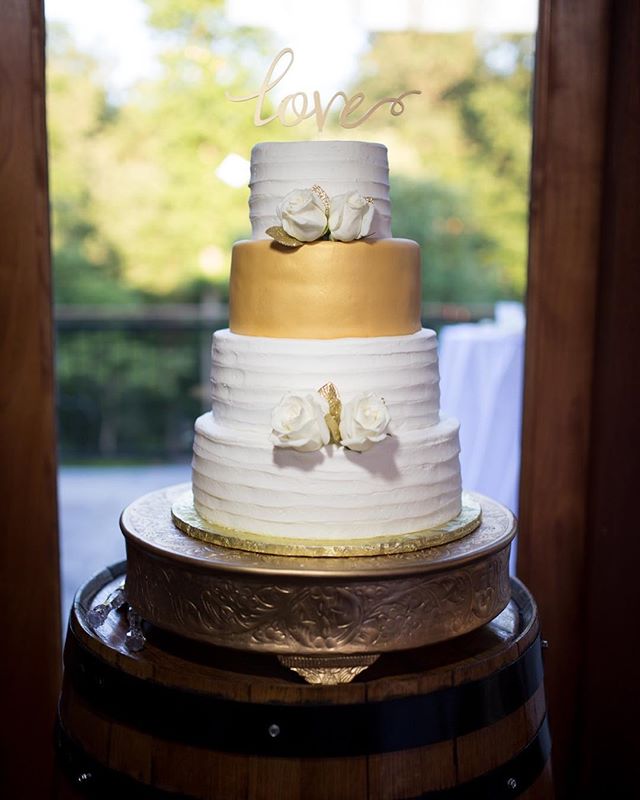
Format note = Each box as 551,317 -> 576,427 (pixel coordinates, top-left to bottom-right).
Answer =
190,140 -> 462,543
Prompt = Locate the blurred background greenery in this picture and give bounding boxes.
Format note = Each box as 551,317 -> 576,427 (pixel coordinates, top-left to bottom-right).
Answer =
49,0 -> 534,462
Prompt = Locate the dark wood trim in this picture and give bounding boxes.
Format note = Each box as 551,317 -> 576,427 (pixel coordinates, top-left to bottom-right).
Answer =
0,1 -> 62,796
579,0 -> 640,794
520,0 -> 640,795
520,0 -> 610,781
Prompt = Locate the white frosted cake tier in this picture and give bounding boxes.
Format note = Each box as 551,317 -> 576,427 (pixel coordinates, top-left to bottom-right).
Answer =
187,139 -> 465,545
249,140 -> 391,239
192,413 -> 462,539
210,329 -> 441,434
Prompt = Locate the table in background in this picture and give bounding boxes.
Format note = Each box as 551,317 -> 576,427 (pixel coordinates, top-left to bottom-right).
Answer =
439,303 -> 525,571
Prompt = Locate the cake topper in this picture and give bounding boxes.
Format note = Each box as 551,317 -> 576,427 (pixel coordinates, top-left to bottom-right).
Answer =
226,48 -> 421,132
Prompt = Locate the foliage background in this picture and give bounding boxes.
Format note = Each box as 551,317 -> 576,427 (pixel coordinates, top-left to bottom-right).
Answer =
49,1 -> 534,460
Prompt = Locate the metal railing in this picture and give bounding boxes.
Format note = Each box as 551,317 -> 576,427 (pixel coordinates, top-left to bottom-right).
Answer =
54,302 -> 495,461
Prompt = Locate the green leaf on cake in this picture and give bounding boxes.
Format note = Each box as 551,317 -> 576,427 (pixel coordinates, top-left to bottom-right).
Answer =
265,226 -> 304,247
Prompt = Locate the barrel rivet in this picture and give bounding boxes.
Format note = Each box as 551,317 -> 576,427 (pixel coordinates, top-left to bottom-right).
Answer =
76,772 -> 93,785
541,639 -> 549,649
507,777 -> 517,790
268,723 -> 280,738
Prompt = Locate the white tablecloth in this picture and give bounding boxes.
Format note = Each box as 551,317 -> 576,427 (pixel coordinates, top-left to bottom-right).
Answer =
438,308 -> 525,571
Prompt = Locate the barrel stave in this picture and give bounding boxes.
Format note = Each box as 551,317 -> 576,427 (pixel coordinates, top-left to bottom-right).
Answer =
57,567 -> 552,799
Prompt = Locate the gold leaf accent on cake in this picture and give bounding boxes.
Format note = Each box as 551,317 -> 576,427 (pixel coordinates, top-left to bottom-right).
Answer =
318,382 -> 342,444
324,414 -> 341,445
311,184 -> 331,215
265,226 -> 304,247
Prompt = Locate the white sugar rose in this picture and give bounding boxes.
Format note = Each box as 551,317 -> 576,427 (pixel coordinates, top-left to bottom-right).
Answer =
328,191 -> 375,242
339,393 -> 391,452
277,188 -> 328,242
271,392 -> 331,452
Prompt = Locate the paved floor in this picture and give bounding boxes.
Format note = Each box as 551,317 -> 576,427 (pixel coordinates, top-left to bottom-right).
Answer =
58,463 -> 190,622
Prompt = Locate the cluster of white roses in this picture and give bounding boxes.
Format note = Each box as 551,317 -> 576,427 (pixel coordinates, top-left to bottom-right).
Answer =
275,186 -> 375,243
271,391 -> 391,454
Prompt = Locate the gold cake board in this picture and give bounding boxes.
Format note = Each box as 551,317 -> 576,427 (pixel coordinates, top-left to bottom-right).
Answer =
121,484 -> 516,684
171,490 -> 482,557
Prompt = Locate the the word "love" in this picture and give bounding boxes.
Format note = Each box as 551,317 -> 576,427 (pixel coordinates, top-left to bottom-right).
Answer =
226,48 -> 421,132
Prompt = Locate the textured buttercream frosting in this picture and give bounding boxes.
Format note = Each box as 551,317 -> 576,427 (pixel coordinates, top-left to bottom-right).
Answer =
249,141 -> 391,239
210,329 -> 441,433
191,328 -> 462,539
192,413 -> 461,538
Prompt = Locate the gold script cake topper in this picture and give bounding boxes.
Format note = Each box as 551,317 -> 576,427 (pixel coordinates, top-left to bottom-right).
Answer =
226,48 -> 421,132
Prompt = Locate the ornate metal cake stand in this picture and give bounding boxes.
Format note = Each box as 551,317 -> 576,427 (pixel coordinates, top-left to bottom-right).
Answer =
121,484 -> 516,684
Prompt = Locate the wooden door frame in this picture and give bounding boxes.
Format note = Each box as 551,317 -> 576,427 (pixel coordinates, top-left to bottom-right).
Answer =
519,0 -> 640,796
0,1 -> 61,797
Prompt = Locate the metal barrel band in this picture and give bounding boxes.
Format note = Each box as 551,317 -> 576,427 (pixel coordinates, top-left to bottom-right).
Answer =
55,715 -> 551,800
66,633 -> 544,758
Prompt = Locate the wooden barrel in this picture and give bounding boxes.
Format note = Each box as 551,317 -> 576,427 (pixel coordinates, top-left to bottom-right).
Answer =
57,562 -> 553,800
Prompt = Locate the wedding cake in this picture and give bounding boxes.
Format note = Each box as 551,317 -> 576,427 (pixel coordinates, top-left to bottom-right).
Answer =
190,140 -> 462,542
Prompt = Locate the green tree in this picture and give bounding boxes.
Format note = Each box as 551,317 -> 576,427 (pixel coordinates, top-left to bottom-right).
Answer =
391,177 -> 498,302
87,0 -> 292,296
56,330 -> 203,458
332,31 -> 534,299
48,25 -> 139,305
48,15 -> 535,461
444,35 -> 534,295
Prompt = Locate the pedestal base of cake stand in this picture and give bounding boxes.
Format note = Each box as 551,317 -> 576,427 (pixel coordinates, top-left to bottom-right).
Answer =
121,484 -> 516,684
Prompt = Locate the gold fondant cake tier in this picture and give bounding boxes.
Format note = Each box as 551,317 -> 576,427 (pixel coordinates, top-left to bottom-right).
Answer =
229,238 -> 421,339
